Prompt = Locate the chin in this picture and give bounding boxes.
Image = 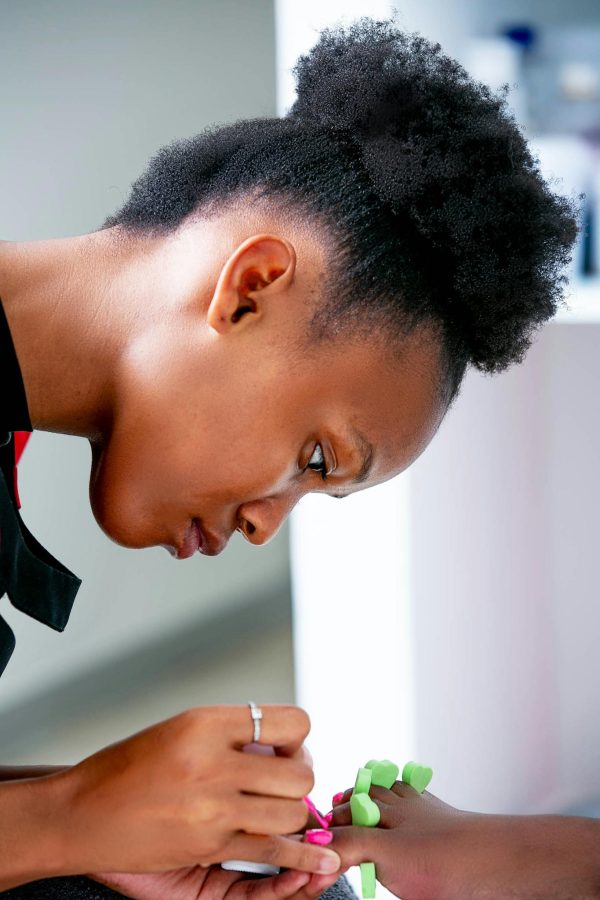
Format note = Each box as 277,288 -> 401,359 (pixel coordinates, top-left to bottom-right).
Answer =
89,490 -> 148,549
89,454 -> 155,551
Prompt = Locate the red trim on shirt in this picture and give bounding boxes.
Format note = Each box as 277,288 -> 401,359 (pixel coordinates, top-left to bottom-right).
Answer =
14,431 -> 31,464
13,431 -> 31,509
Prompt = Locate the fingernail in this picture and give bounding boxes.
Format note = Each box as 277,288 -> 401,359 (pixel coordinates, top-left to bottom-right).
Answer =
317,851 -> 341,874
323,812 -> 333,826
332,792 -> 344,806
306,828 -> 333,846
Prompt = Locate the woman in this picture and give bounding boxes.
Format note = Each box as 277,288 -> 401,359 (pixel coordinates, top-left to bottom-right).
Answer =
0,18 -> 585,900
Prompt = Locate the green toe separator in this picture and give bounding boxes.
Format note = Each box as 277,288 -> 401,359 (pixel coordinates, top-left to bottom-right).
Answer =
350,792 -> 381,827
402,761 -> 416,783
354,766 -> 372,794
402,760 -> 433,794
360,863 -> 376,899
353,760 -> 402,897
365,759 -> 400,790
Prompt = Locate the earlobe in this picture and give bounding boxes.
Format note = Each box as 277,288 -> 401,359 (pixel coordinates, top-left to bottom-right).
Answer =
207,234 -> 296,334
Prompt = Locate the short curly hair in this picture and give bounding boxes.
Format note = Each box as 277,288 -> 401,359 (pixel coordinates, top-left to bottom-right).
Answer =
104,18 -> 577,395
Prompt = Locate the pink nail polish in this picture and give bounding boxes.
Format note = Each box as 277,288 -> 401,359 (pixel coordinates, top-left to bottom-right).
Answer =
304,796 -> 330,829
332,792 -> 344,806
306,829 -> 334,846
323,812 -> 333,826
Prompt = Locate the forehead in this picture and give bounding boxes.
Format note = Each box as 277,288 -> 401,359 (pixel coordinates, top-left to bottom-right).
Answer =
303,326 -> 447,488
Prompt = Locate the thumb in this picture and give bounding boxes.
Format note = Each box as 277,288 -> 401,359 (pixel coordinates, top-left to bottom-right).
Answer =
223,833 -> 341,876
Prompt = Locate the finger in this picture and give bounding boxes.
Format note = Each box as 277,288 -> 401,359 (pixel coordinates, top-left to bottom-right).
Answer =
275,744 -> 313,770
229,869 -> 311,900
292,868 -> 348,899
239,753 -> 314,799
238,796 -> 309,836
202,865 -> 246,898
301,745 -> 313,769
226,706 -> 311,755
224,834 -> 341,877
308,868 -> 350,897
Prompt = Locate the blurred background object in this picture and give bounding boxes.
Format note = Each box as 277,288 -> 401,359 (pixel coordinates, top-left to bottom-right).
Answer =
1,0 -> 599,875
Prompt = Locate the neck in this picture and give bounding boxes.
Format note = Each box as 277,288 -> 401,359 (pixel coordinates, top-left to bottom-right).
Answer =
0,228 -> 164,439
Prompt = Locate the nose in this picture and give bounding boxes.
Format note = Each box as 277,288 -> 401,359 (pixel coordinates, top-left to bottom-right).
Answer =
237,494 -> 298,546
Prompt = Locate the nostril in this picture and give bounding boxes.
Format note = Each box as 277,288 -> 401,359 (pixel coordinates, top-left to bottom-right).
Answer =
237,516 -> 257,539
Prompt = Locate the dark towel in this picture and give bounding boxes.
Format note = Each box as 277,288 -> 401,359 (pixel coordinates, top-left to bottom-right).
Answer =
0,877 -> 124,898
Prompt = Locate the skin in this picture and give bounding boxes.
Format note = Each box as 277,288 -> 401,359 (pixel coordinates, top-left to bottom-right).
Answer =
328,784 -> 600,900
0,206 -> 446,893
0,706 -> 343,891
92,862 -> 347,900
0,209 -> 445,559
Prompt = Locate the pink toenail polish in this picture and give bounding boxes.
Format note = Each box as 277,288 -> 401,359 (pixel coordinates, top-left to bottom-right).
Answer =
306,829 -> 334,846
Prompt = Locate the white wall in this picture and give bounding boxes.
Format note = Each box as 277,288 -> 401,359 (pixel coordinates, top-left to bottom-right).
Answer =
0,0 -> 289,712
407,323 -> 600,815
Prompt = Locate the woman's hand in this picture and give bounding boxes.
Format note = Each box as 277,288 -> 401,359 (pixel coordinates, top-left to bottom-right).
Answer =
49,705 -> 340,878
329,783 -> 600,899
92,864 -> 343,900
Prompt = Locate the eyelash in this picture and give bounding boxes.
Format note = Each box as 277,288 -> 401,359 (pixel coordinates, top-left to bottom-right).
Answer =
304,443 -> 329,481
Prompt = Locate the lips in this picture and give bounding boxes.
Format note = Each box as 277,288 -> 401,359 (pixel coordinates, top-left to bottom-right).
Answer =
175,518 -> 204,559
175,518 -> 228,559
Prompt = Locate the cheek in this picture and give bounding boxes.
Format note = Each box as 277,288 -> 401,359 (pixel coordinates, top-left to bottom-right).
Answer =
90,391 -> 296,547
89,328 -> 308,545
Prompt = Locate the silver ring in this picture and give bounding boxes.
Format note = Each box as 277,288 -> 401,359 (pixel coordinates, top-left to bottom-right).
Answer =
248,701 -> 263,743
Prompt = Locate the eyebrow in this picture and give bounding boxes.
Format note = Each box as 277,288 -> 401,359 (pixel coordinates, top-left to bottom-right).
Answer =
330,426 -> 374,499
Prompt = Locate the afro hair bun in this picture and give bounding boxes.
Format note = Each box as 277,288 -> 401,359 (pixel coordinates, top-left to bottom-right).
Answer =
289,19 -> 578,373
106,18 -> 578,382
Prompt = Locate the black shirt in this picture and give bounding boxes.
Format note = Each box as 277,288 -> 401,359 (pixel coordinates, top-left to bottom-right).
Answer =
0,297 -> 81,678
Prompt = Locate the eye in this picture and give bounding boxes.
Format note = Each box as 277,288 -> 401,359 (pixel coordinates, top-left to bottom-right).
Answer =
304,443 -> 329,481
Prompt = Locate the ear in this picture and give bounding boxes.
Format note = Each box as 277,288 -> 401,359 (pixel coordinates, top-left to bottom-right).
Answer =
207,234 -> 296,334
